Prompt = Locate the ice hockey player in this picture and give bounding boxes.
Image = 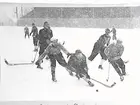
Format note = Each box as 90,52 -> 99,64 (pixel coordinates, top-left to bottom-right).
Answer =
67,49 -> 94,87
111,26 -> 117,40
38,21 -> 53,61
35,38 -> 72,82
88,28 -> 111,69
30,23 -> 39,52
24,25 -> 30,38
104,39 -> 126,81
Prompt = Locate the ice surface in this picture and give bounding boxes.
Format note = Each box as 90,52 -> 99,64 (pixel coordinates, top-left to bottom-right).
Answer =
0,26 -> 139,105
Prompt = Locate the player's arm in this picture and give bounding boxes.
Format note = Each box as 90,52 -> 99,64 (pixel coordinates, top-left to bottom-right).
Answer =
30,27 -> 33,36
58,43 -> 71,57
36,27 -> 39,35
107,36 -> 111,46
38,30 -> 42,43
48,29 -> 53,40
82,54 -> 88,71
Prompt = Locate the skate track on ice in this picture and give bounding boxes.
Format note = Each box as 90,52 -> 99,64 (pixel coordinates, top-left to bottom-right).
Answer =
0,26 -> 140,105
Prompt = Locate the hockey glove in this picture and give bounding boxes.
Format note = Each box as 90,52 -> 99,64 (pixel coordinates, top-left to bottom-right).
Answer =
67,53 -> 72,58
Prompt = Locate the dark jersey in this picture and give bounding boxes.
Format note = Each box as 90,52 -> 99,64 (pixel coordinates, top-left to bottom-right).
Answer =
38,28 -> 53,44
68,52 -> 88,70
24,27 -> 29,33
30,26 -> 38,37
97,34 -> 111,47
112,28 -> 116,35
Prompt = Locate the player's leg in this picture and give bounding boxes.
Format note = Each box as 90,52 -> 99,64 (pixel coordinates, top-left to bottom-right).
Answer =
113,33 -> 117,40
55,52 -> 73,76
88,42 -> 100,61
110,60 -> 124,81
35,48 -> 48,69
116,58 -> 126,76
27,32 -> 30,38
34,37 -> 38,52
49,54 -> 57,82
99,47 -> 108,69
25,33 -> 27,38
39,44 -> 45,56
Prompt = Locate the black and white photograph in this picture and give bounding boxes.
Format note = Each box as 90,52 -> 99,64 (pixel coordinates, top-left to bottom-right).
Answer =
0,0 -> 140,105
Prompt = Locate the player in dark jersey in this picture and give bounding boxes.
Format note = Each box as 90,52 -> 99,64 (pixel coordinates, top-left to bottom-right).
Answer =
24,25 -> 30,38
30,23 -> 39,51
111,26 -> 117,40
88,28 -> 111,69
38,21 -> 53,56
67,49 -> 94,87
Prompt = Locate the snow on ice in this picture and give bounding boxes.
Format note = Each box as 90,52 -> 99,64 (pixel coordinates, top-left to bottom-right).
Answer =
0,26 -> 139,105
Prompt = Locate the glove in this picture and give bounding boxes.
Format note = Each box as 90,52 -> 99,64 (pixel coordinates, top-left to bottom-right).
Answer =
67,53 -> 72,58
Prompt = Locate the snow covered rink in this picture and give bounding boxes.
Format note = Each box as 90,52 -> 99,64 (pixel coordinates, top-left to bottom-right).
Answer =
0,26 -> 140,104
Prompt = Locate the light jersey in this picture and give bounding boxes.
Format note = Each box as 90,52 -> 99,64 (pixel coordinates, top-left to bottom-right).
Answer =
104,42 -> 124,60
45,42 -> 69,55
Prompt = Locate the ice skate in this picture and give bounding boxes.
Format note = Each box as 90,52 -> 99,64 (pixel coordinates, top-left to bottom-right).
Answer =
88,81 -> 94,87
120,76 -> 124,81
69,71 -> 73,76
37,65 -> 43,69
34,47 -> 38,52
76,74 -> 80,80
122,72 -> 126,76
98,65 -> 103,70
52,76 -> 57,82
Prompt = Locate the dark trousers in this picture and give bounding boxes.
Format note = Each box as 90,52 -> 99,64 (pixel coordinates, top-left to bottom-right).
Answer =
88,42 -> 107,61
48,52 -> 67,68
113,34 -> 117,40
109,58 -> 125,76
39,43 -> 48,56
33,37 -> 38,46
25,32 -> 30,38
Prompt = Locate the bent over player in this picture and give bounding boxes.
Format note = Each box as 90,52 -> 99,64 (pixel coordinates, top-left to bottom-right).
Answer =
104,39 -> 126,81
67,49 -> 94,87
35,38 -> 72,82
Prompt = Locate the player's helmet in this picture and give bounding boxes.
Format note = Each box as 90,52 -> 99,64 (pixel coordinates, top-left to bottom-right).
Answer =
44,21 -> 48,25
105,28 -> 110,34
32,23 -> 35,26
75,49 -> 82,53
43,21 -> 50,28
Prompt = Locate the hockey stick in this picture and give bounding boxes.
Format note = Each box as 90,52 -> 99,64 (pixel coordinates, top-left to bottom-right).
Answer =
31,50 -> 38,63
4,59 -> 34,66
31,40 -> 40,63
106,63 -> 111,82
124,60 -> 129,64
90,77 -> 116,88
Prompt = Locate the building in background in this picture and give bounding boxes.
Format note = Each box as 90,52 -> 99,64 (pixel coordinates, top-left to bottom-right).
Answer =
17,4 -> 140,28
